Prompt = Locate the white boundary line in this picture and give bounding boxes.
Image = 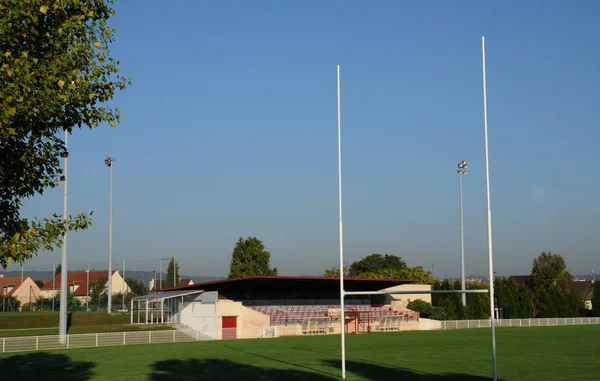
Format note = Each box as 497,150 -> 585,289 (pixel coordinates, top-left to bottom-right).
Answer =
337,36 -> 498,381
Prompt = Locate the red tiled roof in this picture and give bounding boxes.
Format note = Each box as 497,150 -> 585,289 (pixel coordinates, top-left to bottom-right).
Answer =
41,270 -> 118,296
0,276 -> 29,297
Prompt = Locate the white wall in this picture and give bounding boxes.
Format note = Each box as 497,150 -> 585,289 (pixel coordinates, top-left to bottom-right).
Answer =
379,284 -> 432,307
180,301 -> 217,339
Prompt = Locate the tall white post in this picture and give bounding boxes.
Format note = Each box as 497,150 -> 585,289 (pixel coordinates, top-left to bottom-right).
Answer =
459,172 -> 466,307
159,260 -> 162,291
337,64 -> 346,380
52,264 -> 55,311
482,36 -> 498,381
86,263 -> 89,311
122,260 -> 125,311
107,158 -> 113,313
20,264 -> 23,311
59,131 -> 68,343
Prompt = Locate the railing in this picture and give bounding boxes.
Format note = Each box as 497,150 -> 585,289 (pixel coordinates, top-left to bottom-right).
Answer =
440,317 -> 600,330
0,326 -> 279,354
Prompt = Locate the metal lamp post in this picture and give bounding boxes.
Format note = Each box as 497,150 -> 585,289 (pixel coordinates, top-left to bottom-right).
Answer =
59,132 -> 69,343
457,159 -> 468,307
105,156 -> 114,313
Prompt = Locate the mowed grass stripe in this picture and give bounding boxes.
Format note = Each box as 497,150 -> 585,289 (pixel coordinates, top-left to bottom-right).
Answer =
0,325 -> 598,380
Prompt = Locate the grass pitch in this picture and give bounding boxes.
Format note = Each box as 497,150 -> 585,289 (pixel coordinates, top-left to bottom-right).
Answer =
1,325 -> 598,380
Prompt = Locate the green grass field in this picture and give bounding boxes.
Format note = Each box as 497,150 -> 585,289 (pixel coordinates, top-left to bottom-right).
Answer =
0,312 -> 173,337
1,326 -> 598,381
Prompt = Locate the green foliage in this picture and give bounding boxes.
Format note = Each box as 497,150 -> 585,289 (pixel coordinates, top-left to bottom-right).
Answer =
530,252 -> 581,318
43,291 -> 81,310
55,264 -> 61,275
228,237 -> 277,279
464,283 -> 490,319
89,276 -> 107,305
406,299 -> 447,319
593,282 -> 600,317
343,253 -> 433,284
323,263 -> 348,278
494,277 -> 534,318
0,295 -> 20,311
125,277 -> 145,296
165,258 -> 180,288
34,279 -> 45,288
430,280 -> 489,320
348,254 -> 407,276
0,0 -> 130,267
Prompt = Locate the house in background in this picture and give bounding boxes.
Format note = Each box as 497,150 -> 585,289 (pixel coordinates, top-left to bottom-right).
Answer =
40,269 -> 130,303
148,278 -> 194,292
0,274 -> 41,310
572,280 -> 594,310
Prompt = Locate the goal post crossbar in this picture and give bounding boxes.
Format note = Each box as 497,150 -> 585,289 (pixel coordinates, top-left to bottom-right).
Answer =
344,289 -> 489,296
336,37 -> 497,381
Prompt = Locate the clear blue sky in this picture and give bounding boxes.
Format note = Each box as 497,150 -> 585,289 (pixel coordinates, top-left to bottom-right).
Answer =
10,0 -> 600,279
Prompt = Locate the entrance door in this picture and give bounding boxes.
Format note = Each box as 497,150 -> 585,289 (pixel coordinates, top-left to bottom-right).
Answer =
222,316 -> 237,340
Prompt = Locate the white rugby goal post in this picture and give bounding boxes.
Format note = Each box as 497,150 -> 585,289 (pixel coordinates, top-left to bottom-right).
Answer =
335,36 -> 497,381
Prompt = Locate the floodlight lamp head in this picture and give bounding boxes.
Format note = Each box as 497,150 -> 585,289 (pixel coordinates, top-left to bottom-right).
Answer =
105,156 -> 114,167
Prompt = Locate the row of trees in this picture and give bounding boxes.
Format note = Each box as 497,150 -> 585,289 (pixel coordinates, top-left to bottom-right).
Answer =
408,252 -> 595,320
225,239 -> 596,320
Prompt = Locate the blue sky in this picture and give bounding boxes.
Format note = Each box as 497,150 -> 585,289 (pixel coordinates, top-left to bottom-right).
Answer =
9,1 -> 600,279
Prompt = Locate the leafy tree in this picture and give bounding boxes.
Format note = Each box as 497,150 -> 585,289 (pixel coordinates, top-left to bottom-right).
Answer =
323,263 -> 349,278
34,279 -> 45,288
228,237 -> 277,279
0,295 -> 20,311
349,254 -> 407,276
465,283 -> 490,319
593,282 -> 600,317
54,264 -> 61,275
494,277 -> 533,318
529,252 -> 580,318
165,258 -> 180,288
125,277 -> 145,296
453,279 -> 465,319
358,266 -> 435,285
89,276 -> 107,305
432,280 -> 457,320
0,0 -> 130,268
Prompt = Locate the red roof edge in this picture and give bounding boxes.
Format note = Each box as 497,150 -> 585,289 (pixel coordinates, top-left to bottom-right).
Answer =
158,275 -> 420,292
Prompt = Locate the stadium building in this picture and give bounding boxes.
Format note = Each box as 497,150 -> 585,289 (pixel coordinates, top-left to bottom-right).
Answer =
131,276 -> 430,339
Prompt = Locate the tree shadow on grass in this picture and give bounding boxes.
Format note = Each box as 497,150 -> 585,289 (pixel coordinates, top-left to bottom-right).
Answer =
0,352 -> 94,381
148,358 -> 336,381
148,357 -> 500,380
330,360 -> 499,380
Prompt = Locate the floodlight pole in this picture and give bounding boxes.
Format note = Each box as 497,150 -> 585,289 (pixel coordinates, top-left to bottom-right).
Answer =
59,131 -> 68,343
337,64 -> 346,380
457,161 -> 467,307
20,264 -> 23,311
52,264 -> 55,312
482,36 -> 498,381
106,156 -> 114,313
122,260 -> 125,311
